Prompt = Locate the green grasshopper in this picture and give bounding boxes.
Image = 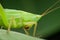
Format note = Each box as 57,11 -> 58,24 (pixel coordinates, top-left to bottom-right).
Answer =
0,0 -> 60,36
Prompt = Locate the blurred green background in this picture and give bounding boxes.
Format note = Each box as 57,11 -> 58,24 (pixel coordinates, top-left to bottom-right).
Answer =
0,0 -> 60,38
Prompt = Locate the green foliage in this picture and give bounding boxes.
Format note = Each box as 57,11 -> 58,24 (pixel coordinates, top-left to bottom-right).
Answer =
0,4 -> 8,27
0,29 -> 45,40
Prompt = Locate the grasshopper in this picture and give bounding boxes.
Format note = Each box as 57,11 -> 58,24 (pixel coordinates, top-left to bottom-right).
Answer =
0,0 -> 60,37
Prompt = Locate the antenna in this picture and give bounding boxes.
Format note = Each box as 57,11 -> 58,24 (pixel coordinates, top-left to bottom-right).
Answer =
41,0 -> 60,16
47,6 -> 60,14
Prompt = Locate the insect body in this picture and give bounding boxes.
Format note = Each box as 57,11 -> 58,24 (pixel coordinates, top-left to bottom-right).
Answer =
5,9 -> 42,36
0,0 -> 60,36
4,9 -> 42,28
0,5 -> 42,36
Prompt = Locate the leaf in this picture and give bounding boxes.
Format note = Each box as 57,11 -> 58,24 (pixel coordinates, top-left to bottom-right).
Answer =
0,4 -> 8,27
0,29 -> 45,40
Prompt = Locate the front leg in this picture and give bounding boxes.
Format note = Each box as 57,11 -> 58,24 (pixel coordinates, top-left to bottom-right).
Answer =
23,22 -> 37,36
33,22 -> 37,37
23,27 -> 29,35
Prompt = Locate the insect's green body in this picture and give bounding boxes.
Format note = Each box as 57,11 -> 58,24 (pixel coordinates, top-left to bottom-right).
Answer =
5,9 -> 42,28
0,4 -> 42,36
0,9 -> 42,28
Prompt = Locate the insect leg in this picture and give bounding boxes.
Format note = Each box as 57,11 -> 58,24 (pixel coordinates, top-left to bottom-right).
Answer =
19,17 -> 29,35
23,27 -> 29,35
33,22 -> 37,37
23,22 -> 37,36
7,16 -> 16,33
